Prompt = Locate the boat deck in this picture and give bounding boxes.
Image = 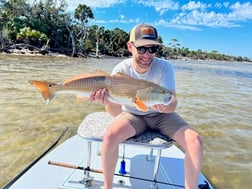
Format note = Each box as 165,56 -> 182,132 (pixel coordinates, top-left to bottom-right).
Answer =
9,135 -> 212,189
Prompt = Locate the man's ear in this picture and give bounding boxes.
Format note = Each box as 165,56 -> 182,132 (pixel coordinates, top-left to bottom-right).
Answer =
127,42 -> 133,53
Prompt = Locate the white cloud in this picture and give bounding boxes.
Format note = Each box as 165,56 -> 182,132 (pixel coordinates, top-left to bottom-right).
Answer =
156,19 -> 201,31
33,0 -> 252,30
66,0 -> 126,10
135,0 -> 179,15
223,2 -> 230,8
170,10 -> 239,28
119,15 -> 125,20
167,1 -> 252,29
228,2 -> 252,20
26,0 -> 126,10
182,1 -> 210,11
214,3 -> 222,9
89,1 -> 252,31
94,17 -> 140,24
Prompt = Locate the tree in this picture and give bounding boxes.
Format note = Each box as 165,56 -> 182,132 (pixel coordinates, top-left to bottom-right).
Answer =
0,2 -> 7,49
30,0 -> 68,50
180,47 -> 190,57
63,13 -> 76,56
0,0 -> 69,50
168,38 -> 180,59
0,0 -> 31,43
74,4 -> 94,54
16,27 -> 48,46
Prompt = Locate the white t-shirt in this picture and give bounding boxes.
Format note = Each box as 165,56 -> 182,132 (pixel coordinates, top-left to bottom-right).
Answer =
112,57 -> 175,115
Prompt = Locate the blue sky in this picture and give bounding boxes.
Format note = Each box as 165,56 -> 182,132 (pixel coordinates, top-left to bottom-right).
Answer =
66,0 -> 252,58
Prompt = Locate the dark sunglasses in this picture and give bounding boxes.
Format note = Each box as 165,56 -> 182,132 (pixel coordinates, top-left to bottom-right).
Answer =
132,43 -> 158,54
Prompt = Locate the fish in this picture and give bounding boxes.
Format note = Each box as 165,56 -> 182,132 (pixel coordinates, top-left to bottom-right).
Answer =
29,70 -> 172,112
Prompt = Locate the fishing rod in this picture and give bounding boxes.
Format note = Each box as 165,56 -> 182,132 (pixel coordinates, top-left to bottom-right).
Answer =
2,128 -> 69,189
48,160 -> 184,188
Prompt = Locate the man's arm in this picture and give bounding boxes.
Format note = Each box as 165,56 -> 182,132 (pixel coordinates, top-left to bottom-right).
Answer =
89,88 -> 122,117
105,102 -> 122,117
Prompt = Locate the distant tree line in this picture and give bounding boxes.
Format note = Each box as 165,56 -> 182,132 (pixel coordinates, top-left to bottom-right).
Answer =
0,0 -> 250,62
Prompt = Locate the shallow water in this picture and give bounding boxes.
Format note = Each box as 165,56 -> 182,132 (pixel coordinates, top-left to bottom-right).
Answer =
0,55 -> 251,189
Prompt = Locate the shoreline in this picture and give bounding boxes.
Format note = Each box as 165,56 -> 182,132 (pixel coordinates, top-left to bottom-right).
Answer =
1,51 -> 251,64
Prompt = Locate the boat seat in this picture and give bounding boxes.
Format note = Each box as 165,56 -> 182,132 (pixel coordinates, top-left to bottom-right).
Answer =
78,111 -> 173,183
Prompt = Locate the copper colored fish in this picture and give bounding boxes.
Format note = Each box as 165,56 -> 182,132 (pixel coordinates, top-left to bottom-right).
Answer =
29,70 -> 172,112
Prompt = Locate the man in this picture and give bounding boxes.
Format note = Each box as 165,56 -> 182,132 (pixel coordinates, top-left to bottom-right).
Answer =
89,23 -> 203,189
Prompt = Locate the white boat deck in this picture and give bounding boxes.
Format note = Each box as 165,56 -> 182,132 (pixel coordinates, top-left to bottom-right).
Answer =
9,135 -> 212,189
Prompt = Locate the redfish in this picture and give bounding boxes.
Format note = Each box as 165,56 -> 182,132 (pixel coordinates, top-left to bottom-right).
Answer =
29,70 -> 172,112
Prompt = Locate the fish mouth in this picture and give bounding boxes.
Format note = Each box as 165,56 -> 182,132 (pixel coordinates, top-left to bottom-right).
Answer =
164,96 -> 172,104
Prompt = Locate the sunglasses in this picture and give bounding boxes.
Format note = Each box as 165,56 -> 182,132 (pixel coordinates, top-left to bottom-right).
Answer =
132,43 -> 158,54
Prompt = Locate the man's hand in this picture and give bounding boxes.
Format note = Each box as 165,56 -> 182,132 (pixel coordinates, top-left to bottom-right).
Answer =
89,88 -> 109,105
90,88 -> 122,117
152,94 -> 177,113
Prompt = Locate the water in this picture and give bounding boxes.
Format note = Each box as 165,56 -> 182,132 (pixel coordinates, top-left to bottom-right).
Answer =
0,55 -> 251,189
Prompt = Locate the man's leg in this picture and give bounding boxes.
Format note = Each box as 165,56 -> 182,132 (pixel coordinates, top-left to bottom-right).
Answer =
173,127 -> 203,189
102,118 -> 136,189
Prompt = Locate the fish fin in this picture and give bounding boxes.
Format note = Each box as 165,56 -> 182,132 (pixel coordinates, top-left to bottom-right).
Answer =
95,69 -> 111,76
63,70 -> 110,84
75,94 -> 88,102
113,72 -> 133,79
134,98 -> 149,112
29,80 -> 56,104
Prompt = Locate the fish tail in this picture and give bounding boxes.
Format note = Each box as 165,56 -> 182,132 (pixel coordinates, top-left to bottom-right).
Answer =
29,80 -> 56,105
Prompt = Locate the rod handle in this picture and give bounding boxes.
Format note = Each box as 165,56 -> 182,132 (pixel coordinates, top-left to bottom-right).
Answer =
48,160 -> 104,174
48,160 -> 83,170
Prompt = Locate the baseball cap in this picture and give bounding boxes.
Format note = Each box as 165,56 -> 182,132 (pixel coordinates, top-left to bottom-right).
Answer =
129,23 -> 161,47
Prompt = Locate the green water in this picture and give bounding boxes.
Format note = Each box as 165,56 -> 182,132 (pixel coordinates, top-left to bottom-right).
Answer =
0,55 -> 251,189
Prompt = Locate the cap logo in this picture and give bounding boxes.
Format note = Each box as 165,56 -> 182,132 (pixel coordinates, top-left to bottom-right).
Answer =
141,27 -> 156,39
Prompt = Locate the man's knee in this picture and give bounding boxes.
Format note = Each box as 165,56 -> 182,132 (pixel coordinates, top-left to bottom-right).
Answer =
187,132 -> 203,152
174,127 -> 203,151
103,130 -> 118,147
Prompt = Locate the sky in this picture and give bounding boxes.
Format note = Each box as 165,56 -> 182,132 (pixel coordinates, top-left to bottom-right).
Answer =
66,0 -> 252,58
